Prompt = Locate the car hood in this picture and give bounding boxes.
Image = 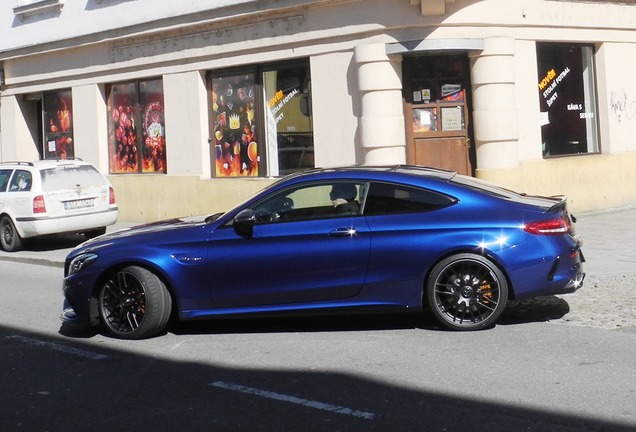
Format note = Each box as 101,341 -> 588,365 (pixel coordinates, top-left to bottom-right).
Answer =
70,214 -> 221,255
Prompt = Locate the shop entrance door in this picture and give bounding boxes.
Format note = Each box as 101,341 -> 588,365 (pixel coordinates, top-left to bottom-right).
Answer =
403,54 -> 474,176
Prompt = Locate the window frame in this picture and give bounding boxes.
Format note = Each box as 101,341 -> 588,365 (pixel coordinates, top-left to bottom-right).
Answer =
207,59 -> 314,178
537,42 -> 600,157
43,89 -> 74,159
106,78 -> 167,175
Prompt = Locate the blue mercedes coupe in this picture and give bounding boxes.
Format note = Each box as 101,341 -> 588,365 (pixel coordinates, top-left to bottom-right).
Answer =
62,165 -> 585,339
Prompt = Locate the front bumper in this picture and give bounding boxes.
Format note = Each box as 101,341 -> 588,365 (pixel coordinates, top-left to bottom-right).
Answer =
60,298 -> 79,323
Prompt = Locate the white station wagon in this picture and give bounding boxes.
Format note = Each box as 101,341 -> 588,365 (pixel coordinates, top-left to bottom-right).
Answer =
0,159 -> 118,252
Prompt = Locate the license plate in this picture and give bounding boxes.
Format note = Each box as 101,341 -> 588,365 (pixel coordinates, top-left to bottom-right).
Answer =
64,198 -> 94,210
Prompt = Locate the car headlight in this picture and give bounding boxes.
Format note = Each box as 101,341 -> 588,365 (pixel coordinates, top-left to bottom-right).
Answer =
68,253 -> 98,276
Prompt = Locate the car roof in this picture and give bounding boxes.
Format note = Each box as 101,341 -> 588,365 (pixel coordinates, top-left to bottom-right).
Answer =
290,165 -> 457,181
0,159 -> 93,170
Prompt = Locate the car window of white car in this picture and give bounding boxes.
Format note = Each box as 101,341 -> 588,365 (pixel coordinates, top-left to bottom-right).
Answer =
8,170 -> 32,192
0,169 -> 13,192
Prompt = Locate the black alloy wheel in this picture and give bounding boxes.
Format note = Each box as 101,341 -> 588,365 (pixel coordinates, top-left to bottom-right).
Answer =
0,216 -> 23,252
427,253 -> 508,330
98,265 -> 172,339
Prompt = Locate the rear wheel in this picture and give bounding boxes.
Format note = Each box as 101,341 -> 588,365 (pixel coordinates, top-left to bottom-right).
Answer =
0,216 -> 23,252
427,253 -> 508,330
98,266 -> 172,339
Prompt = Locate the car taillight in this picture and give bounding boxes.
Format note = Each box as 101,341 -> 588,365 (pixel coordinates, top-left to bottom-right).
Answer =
523,216 -> 571,235
33,195 -> 46,213
109,187 -> 116,205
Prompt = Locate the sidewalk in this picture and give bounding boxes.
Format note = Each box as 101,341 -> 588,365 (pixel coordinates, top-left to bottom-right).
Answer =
0,221 -> 138,268
572,205 -> 636,277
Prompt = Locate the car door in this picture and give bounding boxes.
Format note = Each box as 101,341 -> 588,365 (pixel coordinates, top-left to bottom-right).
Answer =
361,181 -> 459,289
4,169 -> 34,217
0,169 -> 13,211
207,182 -> 371,309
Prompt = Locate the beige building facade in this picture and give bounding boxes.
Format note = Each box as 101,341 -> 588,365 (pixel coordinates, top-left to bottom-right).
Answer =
1,0 -> 635,221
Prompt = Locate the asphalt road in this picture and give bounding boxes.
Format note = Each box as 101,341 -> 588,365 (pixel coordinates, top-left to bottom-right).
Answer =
1,257 -> 635,431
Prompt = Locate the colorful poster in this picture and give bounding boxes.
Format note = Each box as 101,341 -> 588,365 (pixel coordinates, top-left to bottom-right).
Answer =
108,83 -> 139,173
211,74 -> 259,177
140,80 -> 166,173
43,90 -> 74,159
107,79 -> 166,174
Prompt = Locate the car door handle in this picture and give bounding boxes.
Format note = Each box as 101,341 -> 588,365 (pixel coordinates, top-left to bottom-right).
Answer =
329,227 -> 357,237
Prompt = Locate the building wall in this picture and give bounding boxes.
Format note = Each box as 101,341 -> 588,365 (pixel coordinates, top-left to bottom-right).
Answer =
2,0 -> 636,221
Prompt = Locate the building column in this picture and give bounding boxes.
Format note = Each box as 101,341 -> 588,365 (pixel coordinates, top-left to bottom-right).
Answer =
469,37 -> 520,184
354,44 -> 406,165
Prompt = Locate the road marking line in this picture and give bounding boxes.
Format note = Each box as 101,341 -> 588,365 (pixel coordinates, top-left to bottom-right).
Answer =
6,335 -> 107,360
210,380 -> 375,420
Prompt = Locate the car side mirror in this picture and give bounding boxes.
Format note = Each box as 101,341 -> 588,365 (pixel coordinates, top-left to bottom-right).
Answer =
233,209 -> 256,237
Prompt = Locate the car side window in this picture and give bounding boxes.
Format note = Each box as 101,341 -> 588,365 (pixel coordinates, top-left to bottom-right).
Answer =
363,182 -> 456,216
252,182 -> 364,223
0,169 -> 13,192
8,170 -> 32,192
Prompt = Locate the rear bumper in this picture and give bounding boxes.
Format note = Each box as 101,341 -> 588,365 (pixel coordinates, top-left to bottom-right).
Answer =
553,266 -> 585,294
15,207 -> 118,238
549,247 -> 586,295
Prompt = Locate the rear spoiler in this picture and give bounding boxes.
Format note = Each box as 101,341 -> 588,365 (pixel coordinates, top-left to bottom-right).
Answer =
546,195 -> 568,213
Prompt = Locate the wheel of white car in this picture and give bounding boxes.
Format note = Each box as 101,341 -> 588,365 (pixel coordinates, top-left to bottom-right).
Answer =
426,253 -> 508,330
0,216 -> 23,252
98,265 -> 172,339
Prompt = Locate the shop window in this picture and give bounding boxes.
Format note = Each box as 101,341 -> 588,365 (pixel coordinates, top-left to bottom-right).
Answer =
537,43 -> 599,157
263,64 -> 314,176
106,79 -> 167,174
210,73 -> 260,177
43,90 -> 74,159
208,61 -> 313,178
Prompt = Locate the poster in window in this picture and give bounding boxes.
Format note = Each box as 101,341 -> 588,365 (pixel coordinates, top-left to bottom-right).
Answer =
441,106 -> 464,131
43,90 -> 74,159
412,108 -> 437,132
263,64 -> 314,176
537,43 -> 597,156
140,80 -> 167,173
107,80 -> 167,174
441,86 -> 464,102
211,74 -> 259,177
107,83 -> 139,173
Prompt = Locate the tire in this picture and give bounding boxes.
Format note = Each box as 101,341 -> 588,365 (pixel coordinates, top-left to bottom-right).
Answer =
84,227 -> 107,239
426,253 -> 508,331
0,216 -> 24,252
98,266 -> 172,339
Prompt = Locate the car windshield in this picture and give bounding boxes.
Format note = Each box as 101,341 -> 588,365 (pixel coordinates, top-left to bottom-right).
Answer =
40,165 -> 108,192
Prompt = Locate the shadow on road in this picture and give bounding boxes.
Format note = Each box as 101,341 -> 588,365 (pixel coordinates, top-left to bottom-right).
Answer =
19,233 -> 86,252
59,295 -> 571,340
3,323 -> 633,431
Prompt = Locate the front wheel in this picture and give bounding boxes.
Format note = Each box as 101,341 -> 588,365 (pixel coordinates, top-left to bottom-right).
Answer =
0,216 -> 23,252
98,266 -> 172,339
426,253 -> 508,331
